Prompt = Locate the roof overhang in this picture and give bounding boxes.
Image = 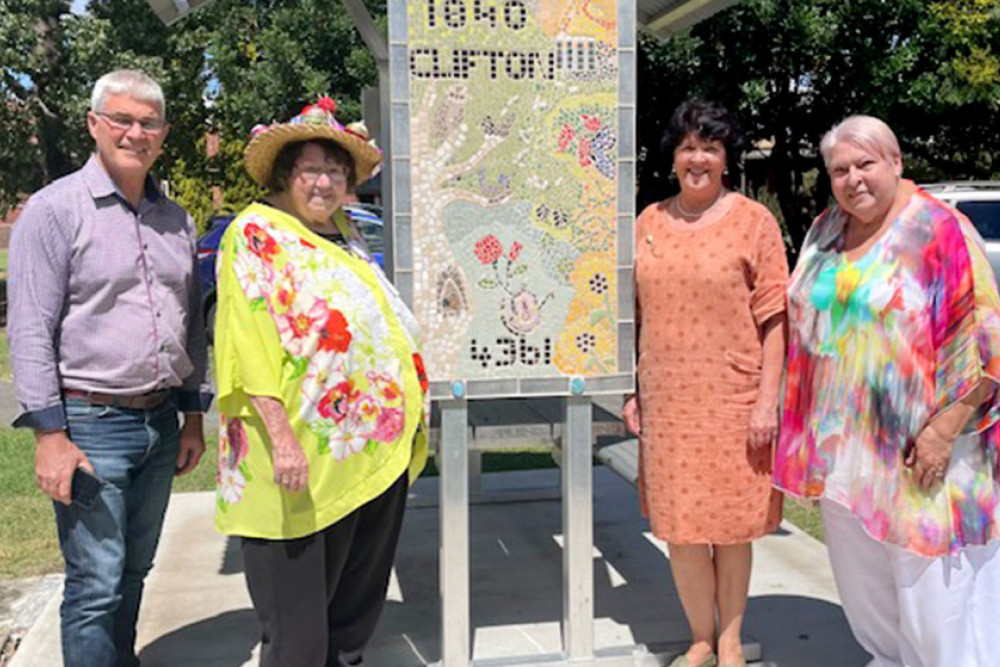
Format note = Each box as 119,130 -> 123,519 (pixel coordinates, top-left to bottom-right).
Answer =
146,0 -> 740,38
638,0 -> 740,38
144,0 -> 214,26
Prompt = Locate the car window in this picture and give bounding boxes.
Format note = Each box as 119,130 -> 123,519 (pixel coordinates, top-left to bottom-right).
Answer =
957,201 -> 1000,240
355,219 -> 384,253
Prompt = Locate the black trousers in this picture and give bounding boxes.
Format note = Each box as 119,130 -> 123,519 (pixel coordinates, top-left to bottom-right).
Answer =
241,473 -> 409,667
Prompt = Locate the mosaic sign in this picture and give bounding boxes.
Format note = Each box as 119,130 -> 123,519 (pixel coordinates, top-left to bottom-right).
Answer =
389,0 -> 635,398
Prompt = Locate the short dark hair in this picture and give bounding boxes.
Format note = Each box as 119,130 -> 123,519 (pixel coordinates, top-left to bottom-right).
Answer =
660,99 -> 745,170
267,139 -> 357,194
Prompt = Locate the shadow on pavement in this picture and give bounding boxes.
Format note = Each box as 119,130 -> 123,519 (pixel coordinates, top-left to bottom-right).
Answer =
138,609 -> 258,667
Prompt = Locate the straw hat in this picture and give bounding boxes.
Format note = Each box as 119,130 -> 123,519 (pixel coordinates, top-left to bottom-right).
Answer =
244,96 -> 382,187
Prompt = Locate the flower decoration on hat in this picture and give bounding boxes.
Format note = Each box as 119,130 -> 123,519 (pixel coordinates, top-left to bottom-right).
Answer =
243,96 -> 383,187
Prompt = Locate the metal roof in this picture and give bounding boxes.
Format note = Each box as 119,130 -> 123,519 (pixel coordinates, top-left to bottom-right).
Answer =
638,0 -> 741,37
146,0 -> 740,37
144,0 -> 214,26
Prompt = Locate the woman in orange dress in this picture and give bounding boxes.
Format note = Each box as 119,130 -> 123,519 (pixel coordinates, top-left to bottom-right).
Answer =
622,99 -> 787,667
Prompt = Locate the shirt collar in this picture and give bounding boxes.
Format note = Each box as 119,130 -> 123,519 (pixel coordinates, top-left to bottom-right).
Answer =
81,154 -> 163,206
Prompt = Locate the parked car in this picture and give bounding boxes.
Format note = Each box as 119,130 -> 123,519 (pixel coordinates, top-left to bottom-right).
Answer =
196,204 -> 386,341
922,182 -> 1000,281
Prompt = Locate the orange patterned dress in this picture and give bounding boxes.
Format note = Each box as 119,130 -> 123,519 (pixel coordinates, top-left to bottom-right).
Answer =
634,194 -> 787,544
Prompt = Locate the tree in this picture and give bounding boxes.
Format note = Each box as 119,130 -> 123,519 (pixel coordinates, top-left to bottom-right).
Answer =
0,0 -> 383,218
636,0 -> 1000,251
166,0 -> 383,225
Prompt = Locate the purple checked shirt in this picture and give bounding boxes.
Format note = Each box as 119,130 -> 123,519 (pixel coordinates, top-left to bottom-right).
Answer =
7,155 -> 212,431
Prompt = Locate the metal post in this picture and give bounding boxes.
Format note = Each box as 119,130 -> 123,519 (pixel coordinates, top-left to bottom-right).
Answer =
440,398 -> 470,666
377,63 -> 394,275
562,396 -> 594,659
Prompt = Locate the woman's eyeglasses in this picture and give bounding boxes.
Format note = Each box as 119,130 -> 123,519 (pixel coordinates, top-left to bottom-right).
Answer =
296,165 -> 349,187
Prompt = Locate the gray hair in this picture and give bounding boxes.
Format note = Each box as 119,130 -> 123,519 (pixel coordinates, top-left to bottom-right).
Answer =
90,70 -> 166,118
819,115 -> 901,169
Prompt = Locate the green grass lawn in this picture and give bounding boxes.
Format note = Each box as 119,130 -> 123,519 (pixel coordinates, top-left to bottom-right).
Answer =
0,427 -> 63,578
0,246 -> 7,275
0,428 -> 219,579
782,497 -> 824,542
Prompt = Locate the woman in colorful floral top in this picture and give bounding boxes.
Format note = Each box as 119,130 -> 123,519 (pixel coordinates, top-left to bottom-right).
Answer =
214,98 -> 427,667
775,115 -> 1000,667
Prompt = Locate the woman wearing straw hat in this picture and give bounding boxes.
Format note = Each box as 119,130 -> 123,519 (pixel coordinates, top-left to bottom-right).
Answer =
213,97 -> 428,667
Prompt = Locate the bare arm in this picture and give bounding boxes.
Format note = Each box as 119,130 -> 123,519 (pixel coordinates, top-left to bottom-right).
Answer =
749,313 -> 787,450
249,395 -> 309,492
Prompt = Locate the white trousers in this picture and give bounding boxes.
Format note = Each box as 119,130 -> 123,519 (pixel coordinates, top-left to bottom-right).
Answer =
821,499 -> 1000,667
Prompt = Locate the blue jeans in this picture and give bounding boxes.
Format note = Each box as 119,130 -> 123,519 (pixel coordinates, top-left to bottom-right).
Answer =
54,396 -> 180,667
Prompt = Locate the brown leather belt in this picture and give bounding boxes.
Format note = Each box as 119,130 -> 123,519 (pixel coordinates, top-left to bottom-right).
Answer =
63,389 -> 171,410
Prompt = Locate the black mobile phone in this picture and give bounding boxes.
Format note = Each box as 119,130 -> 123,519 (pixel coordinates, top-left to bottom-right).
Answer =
71,467 -> 104,509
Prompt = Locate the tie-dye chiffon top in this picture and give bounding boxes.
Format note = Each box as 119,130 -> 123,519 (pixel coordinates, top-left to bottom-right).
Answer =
775,181 -> 1000,556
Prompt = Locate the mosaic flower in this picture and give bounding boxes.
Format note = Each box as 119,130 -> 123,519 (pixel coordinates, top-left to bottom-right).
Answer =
474,234 -> 504,264
588,273 -> 609,295
558,123 -> 576,151
501,288 -> 548,336
577,136 -> 592,168
575,331 -> 597,353
581,114 -> 601,131
508,241 -> 523,262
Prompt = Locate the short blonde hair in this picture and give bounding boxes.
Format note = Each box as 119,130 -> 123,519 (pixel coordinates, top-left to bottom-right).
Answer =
819,115 -> 900,169
90,70 -> 165,118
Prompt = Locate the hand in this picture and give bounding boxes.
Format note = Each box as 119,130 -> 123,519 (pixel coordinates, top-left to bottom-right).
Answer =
748,400 -> 778,450
176,414 -> 206,477
622,394 -> 641,436
272,434 -> 309,492
907,420 -> 953,491
35,430 -> 92,505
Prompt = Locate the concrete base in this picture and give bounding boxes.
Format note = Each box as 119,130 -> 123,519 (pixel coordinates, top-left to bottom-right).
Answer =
8,468 -> 868,667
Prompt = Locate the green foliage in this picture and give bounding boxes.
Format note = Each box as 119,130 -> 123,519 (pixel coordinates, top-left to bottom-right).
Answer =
202,0 -> 379,139
638,0 -> 1000,249
929,0 -> 1000,97
168,138 -> 215,232
0,0 -> 380,216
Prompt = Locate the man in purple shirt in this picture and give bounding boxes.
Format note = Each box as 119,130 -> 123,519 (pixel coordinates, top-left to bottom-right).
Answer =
7,69 -> 210,667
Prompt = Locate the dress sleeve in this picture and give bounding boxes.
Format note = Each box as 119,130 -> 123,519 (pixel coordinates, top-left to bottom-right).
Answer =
214,221 -> 285,418
954,216 -> 1000,435
926,216 -> 994,430
750,209 -> 790,327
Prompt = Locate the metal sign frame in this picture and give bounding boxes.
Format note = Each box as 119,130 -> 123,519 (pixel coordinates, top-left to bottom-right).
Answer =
388,0 -> 636,402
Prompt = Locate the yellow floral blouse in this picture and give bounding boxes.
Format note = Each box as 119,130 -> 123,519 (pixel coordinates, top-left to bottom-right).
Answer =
214,203 -> 428,539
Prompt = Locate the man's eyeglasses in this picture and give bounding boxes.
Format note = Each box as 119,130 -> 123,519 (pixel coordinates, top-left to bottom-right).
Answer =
296,165 -> 349,187
94,111 -> 166,134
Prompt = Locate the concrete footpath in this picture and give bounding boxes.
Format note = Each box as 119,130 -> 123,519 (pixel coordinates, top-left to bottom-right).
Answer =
9,468 -> 868,666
